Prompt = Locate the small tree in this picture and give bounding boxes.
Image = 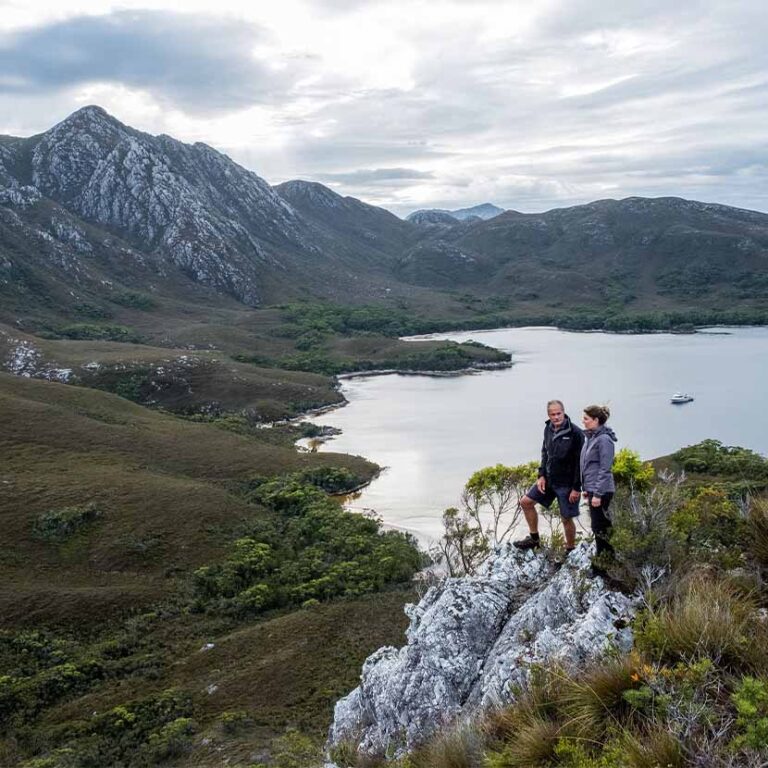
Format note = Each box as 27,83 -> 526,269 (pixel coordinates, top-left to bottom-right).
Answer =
433,507 -> 490,577
433,462 -> 538,576
463,463 -> 539,544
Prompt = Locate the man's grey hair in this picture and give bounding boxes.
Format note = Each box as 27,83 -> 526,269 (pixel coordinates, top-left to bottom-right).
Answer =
546,399 -> 565,411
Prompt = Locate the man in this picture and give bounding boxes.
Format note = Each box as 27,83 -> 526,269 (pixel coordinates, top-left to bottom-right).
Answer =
513,399 -> 584,557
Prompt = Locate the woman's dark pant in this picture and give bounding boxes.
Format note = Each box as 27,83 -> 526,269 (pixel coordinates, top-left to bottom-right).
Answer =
586,492 -> 614,560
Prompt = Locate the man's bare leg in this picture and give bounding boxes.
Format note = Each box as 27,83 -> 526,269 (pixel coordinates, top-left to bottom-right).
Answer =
521,495 -> 539,534
562,516 -> 576,549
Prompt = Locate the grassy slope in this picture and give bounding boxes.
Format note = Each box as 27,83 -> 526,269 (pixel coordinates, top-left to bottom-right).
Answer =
19,591 -> 414,767
0,370 -> 425,767
0,323 -> 346,420
0,372 -> 374,628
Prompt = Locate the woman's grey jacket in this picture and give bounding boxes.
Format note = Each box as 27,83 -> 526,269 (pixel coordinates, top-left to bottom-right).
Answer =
580,425 -> 618,496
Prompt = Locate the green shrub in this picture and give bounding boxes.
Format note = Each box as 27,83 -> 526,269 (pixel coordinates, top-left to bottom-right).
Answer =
110,291 -> 156,311
612,448 -> 655,490
191,475 -> 422,616
730,677 -> 768,751
668,487 -> 745,567
746,499 -> 768,569
144,716 -> 195,761
271,729 -> 323,768
32,503 -> 101,540
673,440 -> 768,484
217,709 -> 252,734
599,477 -> 684,586
73,301 -> 112,320
54,323 -> 142,342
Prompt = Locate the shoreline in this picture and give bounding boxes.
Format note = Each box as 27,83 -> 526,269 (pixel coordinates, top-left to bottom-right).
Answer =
337,359 -> 513,380
404,322 -> 758,342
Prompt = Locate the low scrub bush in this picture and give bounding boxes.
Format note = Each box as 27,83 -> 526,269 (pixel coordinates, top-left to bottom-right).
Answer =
673,439 -> 768,484
73,301 -> 112,320
612,448 -> 656,490
191,475 -> 422,615
667,487 -> 745,568
270,729 -> 323,768
110,291 -> 156,311
406,724 -> 484,768
746,498 -> 768,569
217,709 -> 252,734
635,576 -> 765,672
730,676 -> 768,752
54,323 -> 143,342
32,503 -> 101,540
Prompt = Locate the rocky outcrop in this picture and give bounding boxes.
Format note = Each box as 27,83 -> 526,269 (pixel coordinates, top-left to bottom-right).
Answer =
327,543 -> 636,760
22,106 -> 310,304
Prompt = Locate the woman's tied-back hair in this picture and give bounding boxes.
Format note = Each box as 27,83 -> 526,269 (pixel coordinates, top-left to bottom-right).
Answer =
584,404 -> 611,424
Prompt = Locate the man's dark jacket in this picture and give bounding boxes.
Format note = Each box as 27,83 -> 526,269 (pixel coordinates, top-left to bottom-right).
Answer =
537,416 -> 584,491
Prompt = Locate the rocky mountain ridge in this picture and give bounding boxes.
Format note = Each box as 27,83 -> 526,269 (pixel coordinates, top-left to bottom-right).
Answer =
2,106 -> 310,305
2,105 -> 768,322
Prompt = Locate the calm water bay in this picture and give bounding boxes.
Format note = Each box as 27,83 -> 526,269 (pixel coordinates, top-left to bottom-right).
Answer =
305,327 -> 768,544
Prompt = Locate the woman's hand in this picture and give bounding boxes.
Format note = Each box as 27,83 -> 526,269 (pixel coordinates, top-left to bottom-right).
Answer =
590,495 -> 602,507
568,490 -> 580,504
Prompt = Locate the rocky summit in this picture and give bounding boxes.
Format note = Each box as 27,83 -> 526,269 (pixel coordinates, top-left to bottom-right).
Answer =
327,542 -> 636,761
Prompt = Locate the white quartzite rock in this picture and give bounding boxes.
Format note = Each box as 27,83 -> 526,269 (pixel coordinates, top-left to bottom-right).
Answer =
328,542 -> 636,760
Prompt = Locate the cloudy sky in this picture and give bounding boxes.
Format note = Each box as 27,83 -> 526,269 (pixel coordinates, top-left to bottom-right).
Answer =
1,0 -> 767,216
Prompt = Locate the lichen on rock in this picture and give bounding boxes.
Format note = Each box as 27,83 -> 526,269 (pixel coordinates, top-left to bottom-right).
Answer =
327,542 -> 636,761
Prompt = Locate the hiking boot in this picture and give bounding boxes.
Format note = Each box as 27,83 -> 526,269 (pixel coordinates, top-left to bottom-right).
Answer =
588,564 -> 608,579
512,534 -> 540,550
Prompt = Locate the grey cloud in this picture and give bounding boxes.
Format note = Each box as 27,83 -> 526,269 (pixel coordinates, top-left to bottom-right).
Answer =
7,2 -> 766,215
315,167 -> 434,184
0,11 -> 299,114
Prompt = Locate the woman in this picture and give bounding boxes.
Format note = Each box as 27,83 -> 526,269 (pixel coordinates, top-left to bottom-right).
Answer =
580,405 -> 618,577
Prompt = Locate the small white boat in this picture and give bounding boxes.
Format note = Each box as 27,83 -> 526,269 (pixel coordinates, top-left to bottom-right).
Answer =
670,392 -> 694,404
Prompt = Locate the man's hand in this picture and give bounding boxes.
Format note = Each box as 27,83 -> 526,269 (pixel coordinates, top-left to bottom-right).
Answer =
536,476 -> 546,493
590,495 -> 602,508
568,490 -> 580,504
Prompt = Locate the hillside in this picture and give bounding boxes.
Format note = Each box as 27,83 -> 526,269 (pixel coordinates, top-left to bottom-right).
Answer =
0,371 -> 375,623
0,371 -> 420,766
396,197 -> 768,312
1,106 -> 767,338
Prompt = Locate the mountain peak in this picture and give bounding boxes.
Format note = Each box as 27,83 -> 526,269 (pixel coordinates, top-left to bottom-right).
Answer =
276,179 -> 346,209
55,104 -> 126,132
407,202 -> 506,225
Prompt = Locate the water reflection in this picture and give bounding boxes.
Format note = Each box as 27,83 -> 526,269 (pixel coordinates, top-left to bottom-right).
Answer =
306,326 -> 768,544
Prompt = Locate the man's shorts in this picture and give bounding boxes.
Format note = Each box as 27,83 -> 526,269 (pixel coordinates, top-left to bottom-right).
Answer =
525,483 -> 580,518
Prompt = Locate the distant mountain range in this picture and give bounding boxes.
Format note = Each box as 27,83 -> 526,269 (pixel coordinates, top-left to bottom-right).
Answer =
406,203 -> 506,225
1,106 -> 767,326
